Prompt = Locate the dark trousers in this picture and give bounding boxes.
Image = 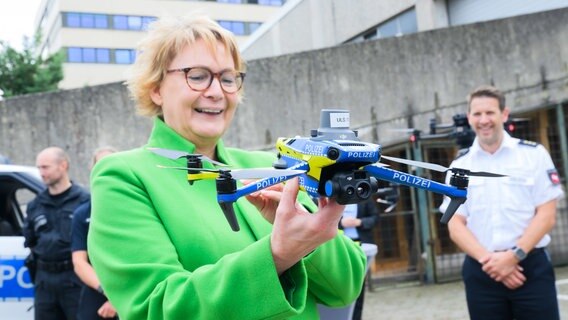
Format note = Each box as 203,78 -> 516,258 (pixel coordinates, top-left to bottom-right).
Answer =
77,286 -> 118,320
34,269 -> 82,320
462,249 -> 559,320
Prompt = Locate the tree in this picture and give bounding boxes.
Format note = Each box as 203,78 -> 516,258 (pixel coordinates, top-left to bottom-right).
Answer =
0,34 -> 63,98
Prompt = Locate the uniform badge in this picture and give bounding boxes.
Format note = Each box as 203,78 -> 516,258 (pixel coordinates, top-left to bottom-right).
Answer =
519,140 -> 539,147
548,169 -> 561,185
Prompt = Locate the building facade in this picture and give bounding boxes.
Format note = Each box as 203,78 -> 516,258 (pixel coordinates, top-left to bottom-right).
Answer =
242,0 -> 568,60
34,0 -> 285,89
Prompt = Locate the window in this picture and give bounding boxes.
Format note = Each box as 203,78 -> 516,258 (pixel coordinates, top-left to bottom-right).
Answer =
249,22 -> 261,34
399,9 -> 417,34
232,22 -> 245,35
65,13 -> 81,27
142,17 -> 157,30
94,14 -> 108,29
344,8 -> 418,44
113,15 -> 128,30
115,49 -> 132,64
219,20 -> 260,35
81,14 -> 95,28
96,49 -> 110,63
66,47 -> 132,64
67,47 -> 82,63
259,0 -> 284,5
128,16 -> 142,30
83,48 -> 96,63
62,12 -> 157,31
378,19 -> 398,38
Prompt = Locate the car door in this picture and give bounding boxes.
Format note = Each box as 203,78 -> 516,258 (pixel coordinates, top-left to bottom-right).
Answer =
0,167 -> 43,320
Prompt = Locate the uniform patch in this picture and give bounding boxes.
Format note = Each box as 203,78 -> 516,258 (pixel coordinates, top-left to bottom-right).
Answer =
548,169 -> 561,185
519,140 -> 539,147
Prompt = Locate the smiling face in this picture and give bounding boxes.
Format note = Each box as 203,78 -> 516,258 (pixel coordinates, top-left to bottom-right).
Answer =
150,39 -> 239,155
467,96 -> 510,153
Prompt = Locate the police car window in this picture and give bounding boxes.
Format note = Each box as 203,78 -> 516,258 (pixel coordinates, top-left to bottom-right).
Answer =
15,188 -> 36,219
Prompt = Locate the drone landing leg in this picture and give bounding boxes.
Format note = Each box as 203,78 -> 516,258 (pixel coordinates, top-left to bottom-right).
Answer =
440,197 -> 466,224
219,202 -> 240,232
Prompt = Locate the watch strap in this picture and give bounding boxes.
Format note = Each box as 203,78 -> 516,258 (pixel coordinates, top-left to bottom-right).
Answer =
511,246 -> 527,261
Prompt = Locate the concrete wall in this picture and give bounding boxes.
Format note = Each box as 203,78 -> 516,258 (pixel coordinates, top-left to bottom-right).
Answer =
1,8 -> 567,187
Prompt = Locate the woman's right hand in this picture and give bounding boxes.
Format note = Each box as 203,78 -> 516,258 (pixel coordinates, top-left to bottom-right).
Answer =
269,177 -> 345,275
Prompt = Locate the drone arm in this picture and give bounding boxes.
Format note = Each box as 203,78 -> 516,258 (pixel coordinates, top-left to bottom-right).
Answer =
218,170 -> 306,204
216,162 -> 309,231
364,165 -> 467,223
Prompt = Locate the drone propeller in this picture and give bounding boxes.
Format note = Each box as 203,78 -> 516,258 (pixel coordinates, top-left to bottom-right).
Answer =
148,148 -> 227,167
380,155 -> 505,177
157,165 -> 305,180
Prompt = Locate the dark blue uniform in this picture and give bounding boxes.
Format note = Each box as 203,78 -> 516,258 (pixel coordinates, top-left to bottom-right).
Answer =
23,184 -> 90,320
72,202 -> 118,320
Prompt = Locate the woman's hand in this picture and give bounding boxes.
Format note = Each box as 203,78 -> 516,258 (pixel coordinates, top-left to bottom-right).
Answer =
268,178 -> 345,275
244,180 -> 285,224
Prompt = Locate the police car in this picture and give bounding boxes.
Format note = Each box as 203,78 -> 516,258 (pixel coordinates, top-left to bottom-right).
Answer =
0,164 -> 43,319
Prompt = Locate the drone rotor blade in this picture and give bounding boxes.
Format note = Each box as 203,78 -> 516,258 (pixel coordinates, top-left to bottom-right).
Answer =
148,147 -> 190,159
148,148 -> 227,167
230,168 -> 305,180
199,156 -> 229,167
462,170 -> 506,177
380,155 -> 449,173
156,165 -> 219,173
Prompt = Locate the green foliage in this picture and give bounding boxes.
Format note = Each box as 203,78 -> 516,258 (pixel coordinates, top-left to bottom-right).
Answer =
0,34 -> 63,98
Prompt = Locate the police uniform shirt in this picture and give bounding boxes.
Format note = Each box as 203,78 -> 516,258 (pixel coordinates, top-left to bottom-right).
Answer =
442,131 -> 564,252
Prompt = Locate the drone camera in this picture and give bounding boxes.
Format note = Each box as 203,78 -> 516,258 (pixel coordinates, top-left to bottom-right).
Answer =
327,147 -> 340,160
324,171 -> 379,204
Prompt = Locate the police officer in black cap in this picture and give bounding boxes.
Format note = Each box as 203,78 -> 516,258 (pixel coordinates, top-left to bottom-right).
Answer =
23,147 -> 90,320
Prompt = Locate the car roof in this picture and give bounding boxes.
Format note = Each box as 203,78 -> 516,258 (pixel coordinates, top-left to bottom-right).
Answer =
0,164 -> 41,180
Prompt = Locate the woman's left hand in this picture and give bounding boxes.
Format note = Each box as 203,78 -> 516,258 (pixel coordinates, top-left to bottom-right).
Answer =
244,180 -> 296,223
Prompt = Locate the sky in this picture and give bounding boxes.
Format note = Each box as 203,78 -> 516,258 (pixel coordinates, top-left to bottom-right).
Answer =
0,0 -> 42,51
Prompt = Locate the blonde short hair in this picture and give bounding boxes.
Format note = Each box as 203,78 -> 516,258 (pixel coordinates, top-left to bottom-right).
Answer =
127,14 -> 246,117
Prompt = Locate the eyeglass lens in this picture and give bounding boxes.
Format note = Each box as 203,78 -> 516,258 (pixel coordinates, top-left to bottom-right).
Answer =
186,68 -> 243,93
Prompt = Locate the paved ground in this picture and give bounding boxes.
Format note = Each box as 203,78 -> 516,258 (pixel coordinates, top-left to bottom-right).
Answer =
362,266 -> 568,320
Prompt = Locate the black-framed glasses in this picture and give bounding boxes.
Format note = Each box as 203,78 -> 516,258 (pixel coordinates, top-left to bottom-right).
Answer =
166,67 -> 245,94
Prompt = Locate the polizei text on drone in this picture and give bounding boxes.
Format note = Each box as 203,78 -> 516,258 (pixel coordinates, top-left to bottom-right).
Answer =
392,172 -> 431,188
256,176 -> 288,189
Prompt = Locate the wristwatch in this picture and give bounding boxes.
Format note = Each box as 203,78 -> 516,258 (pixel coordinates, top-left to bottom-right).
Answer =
511,246 -> 527,261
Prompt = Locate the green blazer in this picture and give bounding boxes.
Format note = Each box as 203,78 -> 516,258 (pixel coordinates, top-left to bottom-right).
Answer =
88,118 -> 366,319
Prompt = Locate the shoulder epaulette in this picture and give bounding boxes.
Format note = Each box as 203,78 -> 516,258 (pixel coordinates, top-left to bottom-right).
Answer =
519,140 -> 539,147
455,148 -> 470,160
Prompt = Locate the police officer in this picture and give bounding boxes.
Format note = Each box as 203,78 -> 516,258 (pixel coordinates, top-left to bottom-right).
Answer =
23,147 -> 90,320
443,85 -> 564,320
72,147 -> 118,320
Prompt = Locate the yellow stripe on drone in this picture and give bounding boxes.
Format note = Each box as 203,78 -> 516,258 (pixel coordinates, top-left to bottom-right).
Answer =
276,138 -> 337,180
187,172 -> 220,181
